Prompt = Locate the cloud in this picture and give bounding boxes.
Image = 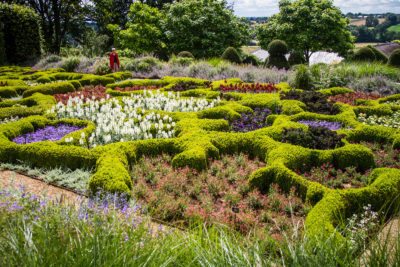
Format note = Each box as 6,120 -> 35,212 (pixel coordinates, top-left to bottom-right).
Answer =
232,0 -> 400,17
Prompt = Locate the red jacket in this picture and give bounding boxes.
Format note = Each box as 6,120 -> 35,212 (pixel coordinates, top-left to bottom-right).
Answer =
109,52 -> 120,68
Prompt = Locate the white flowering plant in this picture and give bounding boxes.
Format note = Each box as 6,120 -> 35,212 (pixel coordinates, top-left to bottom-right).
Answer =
358,111 -> 400,129
50,90 -> 221,147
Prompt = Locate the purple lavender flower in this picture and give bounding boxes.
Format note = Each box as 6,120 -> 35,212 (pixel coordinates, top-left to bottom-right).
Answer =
298,120 -> 342,131
12,124 -> 83,144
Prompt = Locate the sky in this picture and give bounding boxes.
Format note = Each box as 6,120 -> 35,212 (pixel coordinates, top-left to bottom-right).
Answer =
232,0 -> 400,17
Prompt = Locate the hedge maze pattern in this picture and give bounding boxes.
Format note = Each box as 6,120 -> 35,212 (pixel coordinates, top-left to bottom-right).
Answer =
0,66 -> 399,244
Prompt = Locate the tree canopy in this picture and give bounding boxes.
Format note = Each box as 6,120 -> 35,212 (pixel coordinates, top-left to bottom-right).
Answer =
162,0 -> 250,58
257,0 -> 355,63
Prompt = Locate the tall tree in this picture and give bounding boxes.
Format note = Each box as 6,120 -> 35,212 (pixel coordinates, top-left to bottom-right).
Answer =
110,2 -> 165,55
162,0 -> 250,58
257,0 -> 355,63
1,0 -> 86,54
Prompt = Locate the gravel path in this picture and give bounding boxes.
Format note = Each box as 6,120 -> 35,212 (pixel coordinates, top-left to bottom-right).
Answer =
0,170 -> 84,205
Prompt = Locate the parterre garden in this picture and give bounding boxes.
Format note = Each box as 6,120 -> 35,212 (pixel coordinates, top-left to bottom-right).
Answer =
0,65 -> 399,252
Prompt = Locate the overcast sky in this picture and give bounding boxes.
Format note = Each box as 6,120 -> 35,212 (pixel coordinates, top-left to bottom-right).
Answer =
232,0 -> 400,17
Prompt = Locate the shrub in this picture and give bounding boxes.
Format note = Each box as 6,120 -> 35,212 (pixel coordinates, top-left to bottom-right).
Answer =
177,51 -> 194,58
280,90 -> 340,115
288,51 -> 306,66
22,82 -> 76,97
221,47 -> 242,64
170,56 -> 194,66
242,54 -> 260,66
0,3 -> 42,64
45,54 -> 62,64
388,49 -> 400,68
61,57 -> 81,72
353,47 -> 376,62
266,40 -> 290,70
281,126 -> 344,150
294,65 -> 312,90
367,46 -> 388,63
124,56 -> 162,72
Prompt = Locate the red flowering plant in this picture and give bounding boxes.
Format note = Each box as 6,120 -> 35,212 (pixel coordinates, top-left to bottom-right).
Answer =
219,82 -> 279,93
54,86 -> 108,104
131,154 -> 308,236
328,92 -> 381,106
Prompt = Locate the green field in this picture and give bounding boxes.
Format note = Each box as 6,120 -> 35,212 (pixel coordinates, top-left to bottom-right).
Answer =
388,24 -> 400,32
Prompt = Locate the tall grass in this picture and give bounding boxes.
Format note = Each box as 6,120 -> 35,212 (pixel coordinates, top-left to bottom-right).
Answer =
0,186 -> 398,266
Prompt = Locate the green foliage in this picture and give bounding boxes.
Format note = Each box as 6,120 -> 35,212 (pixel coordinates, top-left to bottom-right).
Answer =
124,56 -> 162,72
388,48 -> 400,67
163,0 -> 250,58
241,54 -> 260,66
112,2 -> 165,55
288,51 -> 306,66
61,57 -> 81,72
265,40 -> 290,70
267,40 -> 288,56
89,151 -> 132,195
177,51 -> 194,58
22,82 -> 76,98
294,65 -> 312,90
82,28 -> 109,57
0,3 -> 41,64
257,0 -> 354,63
221,47 -> 242,64
353,47 -> 376,62
281,127 -> 344,150
367,46 -> 388,63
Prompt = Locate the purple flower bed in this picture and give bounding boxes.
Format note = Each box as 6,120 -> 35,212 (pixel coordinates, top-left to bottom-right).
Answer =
12,124 -> 82,144
298,120 -> 342,131
231,108 -> 271,132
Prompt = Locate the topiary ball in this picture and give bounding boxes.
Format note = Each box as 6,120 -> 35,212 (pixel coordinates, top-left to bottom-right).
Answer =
288,51 -> 306,66
388,48 -> 400,67
242,54 -> 260,66
265,56 -> 290,70
353,47 -> 376,62
368,45 -> 388,63
221,47 -> 242,64
177,51 -> 194,58
267,40 -> 289,56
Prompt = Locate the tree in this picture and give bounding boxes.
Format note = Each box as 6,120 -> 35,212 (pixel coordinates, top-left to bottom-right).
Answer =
366,15 -> 379,27
162,0 -> 250,58
257,0 -> 354,63
111,2 -> 165,55
1,0 -> 86,54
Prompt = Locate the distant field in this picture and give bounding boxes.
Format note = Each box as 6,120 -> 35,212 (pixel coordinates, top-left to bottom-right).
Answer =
350,18 -> 386,26
355,43 -> 382,48
388,24 -> 400,32
241,46 -> 260,54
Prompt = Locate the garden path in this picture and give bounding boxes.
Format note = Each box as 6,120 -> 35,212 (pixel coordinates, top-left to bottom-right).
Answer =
0,170 -> 82,205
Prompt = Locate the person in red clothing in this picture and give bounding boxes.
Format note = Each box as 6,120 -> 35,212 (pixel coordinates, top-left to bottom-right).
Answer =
109,48 -> 120,72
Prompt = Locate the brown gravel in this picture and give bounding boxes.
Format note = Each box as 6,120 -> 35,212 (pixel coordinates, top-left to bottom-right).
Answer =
0,170 -> 84,205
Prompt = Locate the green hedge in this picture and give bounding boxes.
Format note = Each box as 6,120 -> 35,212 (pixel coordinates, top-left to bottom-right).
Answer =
22,82 -> 76,97
0,4 -> 41,64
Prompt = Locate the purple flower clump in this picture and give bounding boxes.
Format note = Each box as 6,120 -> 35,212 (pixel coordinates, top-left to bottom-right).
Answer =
12,124 -> 82,144
231,108 -> 271,132
298,120 -> 342,131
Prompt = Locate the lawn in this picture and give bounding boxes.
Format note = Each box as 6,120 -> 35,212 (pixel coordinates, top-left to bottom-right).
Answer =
388,24 -> 400,33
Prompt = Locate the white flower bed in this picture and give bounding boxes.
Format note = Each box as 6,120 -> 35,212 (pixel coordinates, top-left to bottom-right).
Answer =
50,90 -> 220,146
358,111 -> 400,129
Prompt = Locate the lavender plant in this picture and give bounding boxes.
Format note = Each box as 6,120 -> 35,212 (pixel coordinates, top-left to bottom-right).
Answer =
12,124 -> 83,144
298,120 -> 342,130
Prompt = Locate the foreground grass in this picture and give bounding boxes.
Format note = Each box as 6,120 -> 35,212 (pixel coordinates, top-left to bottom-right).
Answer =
0,186 -> 399,266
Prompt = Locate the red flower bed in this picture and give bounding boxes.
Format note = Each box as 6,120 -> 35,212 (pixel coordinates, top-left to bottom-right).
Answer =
54,86 -> 108,104
219,83 -> 278,93
328,92 -> 381,105
114,85 -> 161,92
